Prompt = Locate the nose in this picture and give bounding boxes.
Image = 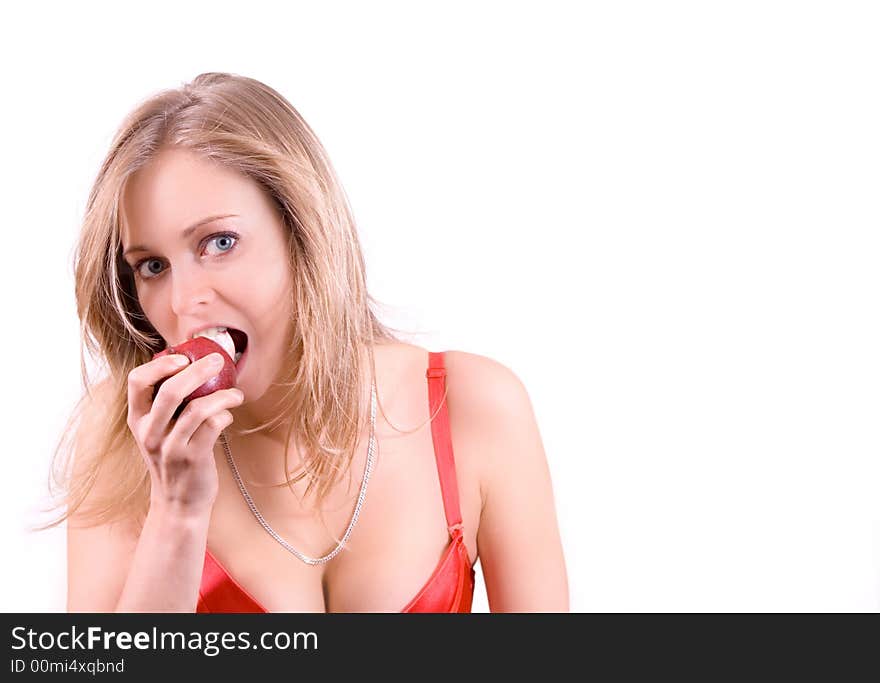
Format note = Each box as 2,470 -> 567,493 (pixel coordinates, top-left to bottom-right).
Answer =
170,262 -> 217,319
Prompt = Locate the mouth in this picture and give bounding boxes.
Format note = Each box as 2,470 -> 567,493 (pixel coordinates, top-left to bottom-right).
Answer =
189,326 -> 249,365
228,328 -> 249,365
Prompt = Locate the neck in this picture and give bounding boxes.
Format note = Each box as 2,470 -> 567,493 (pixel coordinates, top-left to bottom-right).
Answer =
228,343 -> 380,448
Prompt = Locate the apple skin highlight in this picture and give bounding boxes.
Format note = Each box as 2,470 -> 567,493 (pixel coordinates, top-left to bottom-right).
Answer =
152,337 -> 238,419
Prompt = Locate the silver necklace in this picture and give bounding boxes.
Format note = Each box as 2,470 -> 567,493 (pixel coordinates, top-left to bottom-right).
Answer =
219,379 -> 377,566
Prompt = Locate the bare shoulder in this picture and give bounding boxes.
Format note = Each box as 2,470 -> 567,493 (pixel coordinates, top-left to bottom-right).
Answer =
442,349 -> 531,420
381,343 -> 530,495
378,342 -> 527,416
442,348 -> 569,611
441,350 -> 538,497
67,376 -> 141,612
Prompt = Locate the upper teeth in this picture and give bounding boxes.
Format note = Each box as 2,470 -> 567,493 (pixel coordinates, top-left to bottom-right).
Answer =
193,326 -> 240,364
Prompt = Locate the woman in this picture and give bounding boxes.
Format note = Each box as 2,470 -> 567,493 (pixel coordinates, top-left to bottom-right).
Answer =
49,72 -> 568,612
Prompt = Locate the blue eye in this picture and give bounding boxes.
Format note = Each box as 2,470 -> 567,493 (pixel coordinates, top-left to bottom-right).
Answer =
133,232 -> 239,281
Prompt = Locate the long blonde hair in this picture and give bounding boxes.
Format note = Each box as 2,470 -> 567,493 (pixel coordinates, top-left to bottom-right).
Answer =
39,72 -> 413,541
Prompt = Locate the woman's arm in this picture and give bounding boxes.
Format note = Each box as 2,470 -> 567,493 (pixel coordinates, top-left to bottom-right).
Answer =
446,352 -> 569,612
68,503 -> 211,613
67,381 -> 211,613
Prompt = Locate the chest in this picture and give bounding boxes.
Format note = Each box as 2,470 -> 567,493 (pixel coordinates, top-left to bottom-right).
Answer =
204,370 -> 481,612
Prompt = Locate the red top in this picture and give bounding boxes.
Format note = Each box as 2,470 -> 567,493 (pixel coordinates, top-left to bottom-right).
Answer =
197,351 -> 476,613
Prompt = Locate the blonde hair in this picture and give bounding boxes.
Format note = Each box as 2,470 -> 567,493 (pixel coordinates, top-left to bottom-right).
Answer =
39,72 -> 416,543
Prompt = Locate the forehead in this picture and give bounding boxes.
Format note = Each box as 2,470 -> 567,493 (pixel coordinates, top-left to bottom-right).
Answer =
121,147 -> 267,242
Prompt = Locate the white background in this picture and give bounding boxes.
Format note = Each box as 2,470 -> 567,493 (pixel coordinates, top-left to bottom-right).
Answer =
1,1 -> 878,612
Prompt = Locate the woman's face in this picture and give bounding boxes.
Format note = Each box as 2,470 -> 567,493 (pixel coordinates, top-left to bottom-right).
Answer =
120,146 -> 296,416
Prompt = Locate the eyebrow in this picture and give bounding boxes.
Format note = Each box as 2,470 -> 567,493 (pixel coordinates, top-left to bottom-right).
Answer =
122,214 -> 239,258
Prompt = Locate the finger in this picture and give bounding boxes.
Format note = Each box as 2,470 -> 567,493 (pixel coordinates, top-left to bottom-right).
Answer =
188,409 -> 235,453
127,354 -> 192,430
168,388 -> 245,447
147,353 -> 230,439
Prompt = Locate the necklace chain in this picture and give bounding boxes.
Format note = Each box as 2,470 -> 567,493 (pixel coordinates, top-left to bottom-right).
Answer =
219,380 -> 377,566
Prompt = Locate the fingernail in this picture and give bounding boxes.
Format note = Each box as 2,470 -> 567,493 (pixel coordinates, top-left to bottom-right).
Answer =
171,355 -> 190,366
209,353 -> 224,367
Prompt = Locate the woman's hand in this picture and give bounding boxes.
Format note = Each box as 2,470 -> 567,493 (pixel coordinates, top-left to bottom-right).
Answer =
126,352 -> 245,516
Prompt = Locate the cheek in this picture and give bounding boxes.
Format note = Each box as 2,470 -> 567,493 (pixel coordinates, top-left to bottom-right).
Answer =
248,265 -> 294,315
134,285 -> 153,314
132,287 -> 166,336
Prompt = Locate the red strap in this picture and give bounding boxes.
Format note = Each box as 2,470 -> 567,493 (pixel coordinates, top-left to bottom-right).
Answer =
426,351 -> 464,535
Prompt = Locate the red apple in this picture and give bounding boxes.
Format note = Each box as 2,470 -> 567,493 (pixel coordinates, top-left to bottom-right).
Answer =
152,337 -> 238,418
